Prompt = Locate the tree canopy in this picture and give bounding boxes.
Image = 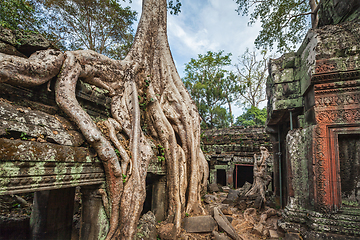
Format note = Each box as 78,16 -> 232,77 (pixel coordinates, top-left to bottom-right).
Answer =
0,0 -> 39,30
183,50 -> 238,129
35,0 -> 137,59
234,0 -> 321,52
234,106 -> 267,127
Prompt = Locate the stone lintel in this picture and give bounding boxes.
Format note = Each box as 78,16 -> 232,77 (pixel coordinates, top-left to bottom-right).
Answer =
0,138 -> 105,195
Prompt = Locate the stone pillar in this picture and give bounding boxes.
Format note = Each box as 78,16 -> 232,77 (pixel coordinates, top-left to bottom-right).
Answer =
226,165 -> 234,188
152,176 -> 167,222
30,188 -> 75,240
210,169 -> 217,184
80,185 -> 108,240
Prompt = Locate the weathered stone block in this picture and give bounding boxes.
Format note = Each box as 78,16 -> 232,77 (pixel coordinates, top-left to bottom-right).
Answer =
213,207 -> 241,240
208,183 -> 220,192
222,189 -> 239,204
182,215 -> 217,233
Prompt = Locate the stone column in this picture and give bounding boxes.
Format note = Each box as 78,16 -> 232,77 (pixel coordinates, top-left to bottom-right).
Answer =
30,187 -> 75,240
209,169 -> 217,184
226,165 -> 234,188
151,176 -> 167,222
80,185 -> 108,240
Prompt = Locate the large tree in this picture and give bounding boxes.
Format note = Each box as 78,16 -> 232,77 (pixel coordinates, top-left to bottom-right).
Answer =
183,50 -> 238,128
234,0 -> 321,52
235,48 -> 267,108
0,0 -> 209,239
35,0 -> 137,59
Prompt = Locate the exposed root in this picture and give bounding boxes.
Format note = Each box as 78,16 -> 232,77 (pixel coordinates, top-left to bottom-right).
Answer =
98,188 -> 110,218
245,146 -> 271,203
104,118 -> 132,176
0,49 -> 64,87
1,0 -> 209,239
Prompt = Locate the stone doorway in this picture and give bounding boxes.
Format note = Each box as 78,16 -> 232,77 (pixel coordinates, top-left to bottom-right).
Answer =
216,169 -> 227,186
233,164 -> 253,189
339,134 -> 360,208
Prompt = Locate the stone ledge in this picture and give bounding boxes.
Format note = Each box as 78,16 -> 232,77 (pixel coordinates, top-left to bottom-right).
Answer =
281,206 -> 360,237
0,138 -> 105,195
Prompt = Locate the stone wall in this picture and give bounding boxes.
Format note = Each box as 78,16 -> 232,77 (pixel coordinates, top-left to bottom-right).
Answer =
266,14 -> 360,239
201,126 -> 272,189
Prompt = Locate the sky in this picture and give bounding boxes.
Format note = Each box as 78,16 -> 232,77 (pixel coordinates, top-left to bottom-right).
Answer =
126,0 -> 266,118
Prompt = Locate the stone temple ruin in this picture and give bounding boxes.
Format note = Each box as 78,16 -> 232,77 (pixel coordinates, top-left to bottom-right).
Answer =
266,1 -> 360,238
201,127 -> 272,190
2,0 -> 360,239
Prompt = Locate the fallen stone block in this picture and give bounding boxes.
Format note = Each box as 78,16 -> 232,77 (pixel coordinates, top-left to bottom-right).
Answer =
182,215 -> 217,233
269,229 -> 279,239
253,223 -> 264,235
208,183 -> 220,192
213,207 -> 242,240
204,194 -> 218,204
221,186 -> 230,193
223,189 -> 239,204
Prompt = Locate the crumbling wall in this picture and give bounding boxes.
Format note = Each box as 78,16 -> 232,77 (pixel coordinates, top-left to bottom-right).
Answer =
201,126 -> 272,188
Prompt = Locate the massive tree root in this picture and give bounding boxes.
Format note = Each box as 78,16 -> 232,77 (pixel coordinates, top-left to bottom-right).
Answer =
0,0 -> 208,238
245,146 -> 271,203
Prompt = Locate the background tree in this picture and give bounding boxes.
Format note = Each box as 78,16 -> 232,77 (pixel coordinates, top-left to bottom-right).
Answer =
35,0 -> 137,59
234,0 -> 321,52
183,50 -> 238,129
234,106 -> 267,126
0,0 -> 39,31
235,48 -> 267,108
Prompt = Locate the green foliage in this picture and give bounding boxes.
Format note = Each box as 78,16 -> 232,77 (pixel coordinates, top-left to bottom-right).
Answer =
183,50 -> 239,129
20,132 -> 28,140
0,0 -> 39,30
168,0 -> 181,15
35,0 -> 137,58
234,0 -> 314,52
157,144 -> 165,162
115,149 -> 121,158
234,106 -> 267,127
122,173 -> 127,183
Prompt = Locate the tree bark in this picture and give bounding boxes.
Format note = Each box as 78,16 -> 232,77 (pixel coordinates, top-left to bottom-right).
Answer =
0,0 -> 208,239
245,146 -> 271,203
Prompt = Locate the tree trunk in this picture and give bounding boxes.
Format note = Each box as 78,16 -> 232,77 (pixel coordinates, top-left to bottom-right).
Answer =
245,146 -> 271,202
0,0 -> 208,239
309,0 -> 319,29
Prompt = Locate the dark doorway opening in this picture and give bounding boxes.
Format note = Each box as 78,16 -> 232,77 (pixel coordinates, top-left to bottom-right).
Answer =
216,169 -> 227,186
141,173 -> 160,215
233,165 -> 253,189
338,134 -> 360,207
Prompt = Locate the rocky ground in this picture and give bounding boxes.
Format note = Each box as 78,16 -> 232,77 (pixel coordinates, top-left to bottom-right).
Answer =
1,183 -> 288,240
140,183 -> 290,240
